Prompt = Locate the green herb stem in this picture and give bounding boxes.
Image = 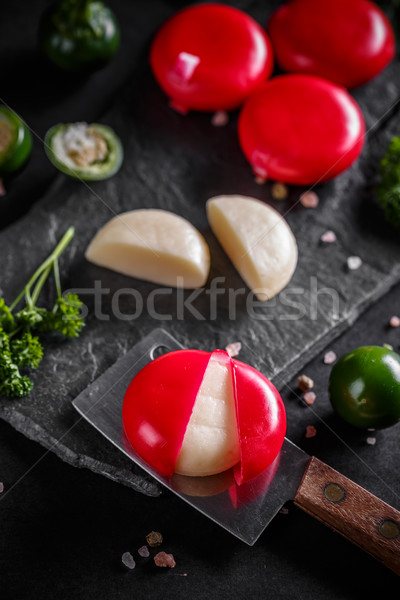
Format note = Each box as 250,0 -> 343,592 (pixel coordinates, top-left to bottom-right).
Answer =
31,264 -> 52,306
10,227 -> 75,311
53,258 -> 62,301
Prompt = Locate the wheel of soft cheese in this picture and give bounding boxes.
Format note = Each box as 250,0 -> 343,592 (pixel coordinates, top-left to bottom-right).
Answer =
123,349 -> 286,485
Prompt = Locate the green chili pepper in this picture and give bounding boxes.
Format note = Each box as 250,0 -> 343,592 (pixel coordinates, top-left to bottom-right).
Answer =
39,0 -> 120,72
45,121 -> 123,180
328,345 -> 400,429
0,107 -> 32,177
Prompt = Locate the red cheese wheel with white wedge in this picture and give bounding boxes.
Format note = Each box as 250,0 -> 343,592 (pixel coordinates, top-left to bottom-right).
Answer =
122,349 -> 286,485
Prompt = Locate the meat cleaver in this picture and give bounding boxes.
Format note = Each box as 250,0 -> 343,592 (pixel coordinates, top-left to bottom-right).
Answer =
72,329 -> 400,575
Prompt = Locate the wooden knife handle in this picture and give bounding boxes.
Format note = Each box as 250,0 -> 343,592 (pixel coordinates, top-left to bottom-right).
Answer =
293,456 -> 400,576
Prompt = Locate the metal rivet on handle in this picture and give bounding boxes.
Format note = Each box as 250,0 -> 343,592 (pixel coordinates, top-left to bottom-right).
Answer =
378,519 -> 400,539
324,483 -> 346,503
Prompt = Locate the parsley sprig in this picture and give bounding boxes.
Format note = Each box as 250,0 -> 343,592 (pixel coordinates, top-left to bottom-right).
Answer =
0,227 -> 85,398
376,136 -> 400,230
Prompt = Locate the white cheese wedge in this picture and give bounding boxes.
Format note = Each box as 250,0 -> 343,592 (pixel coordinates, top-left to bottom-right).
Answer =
207,195 -> 298,301
85,209 -> 210,288
175,353 -> 240,477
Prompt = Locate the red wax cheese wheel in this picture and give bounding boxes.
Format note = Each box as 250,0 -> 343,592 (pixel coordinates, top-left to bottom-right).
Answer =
268,0 -> 395,89
150,3 -> 273,112
122,349 -> 286,485
238,74 -> 365,185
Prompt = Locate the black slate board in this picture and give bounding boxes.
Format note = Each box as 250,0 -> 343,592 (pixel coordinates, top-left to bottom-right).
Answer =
1,0 -> 400,497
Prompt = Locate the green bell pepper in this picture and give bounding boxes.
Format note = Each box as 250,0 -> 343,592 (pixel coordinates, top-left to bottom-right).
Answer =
329,345 -> 400,429
39,0 -> 120,71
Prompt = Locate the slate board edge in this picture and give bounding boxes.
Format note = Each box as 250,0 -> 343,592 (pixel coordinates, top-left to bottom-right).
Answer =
0,404 -> 161,497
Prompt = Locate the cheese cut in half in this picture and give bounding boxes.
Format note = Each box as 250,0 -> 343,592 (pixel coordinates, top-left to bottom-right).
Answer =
207,195 -> 297,301
175,351 -> 240,477
85,209 -> 210,288
123,348 -> 287,484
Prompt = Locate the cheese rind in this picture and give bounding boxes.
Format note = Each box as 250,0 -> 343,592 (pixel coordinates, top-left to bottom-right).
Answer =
206,195 -> 297,300
175,352 -> 240,477
85,209 -> 210,288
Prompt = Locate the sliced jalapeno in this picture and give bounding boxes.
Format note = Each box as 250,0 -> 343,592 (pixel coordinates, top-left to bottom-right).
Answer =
0,107 -> 32,177
45,122 -> 123,180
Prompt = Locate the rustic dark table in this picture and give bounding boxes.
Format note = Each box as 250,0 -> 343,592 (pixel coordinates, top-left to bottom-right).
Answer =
1,1 -> 400,597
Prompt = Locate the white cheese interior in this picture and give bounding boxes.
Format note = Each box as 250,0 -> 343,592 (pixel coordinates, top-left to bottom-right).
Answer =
85,209 -> 210,288
207,195 -> 298,301
175,353 -> 240,477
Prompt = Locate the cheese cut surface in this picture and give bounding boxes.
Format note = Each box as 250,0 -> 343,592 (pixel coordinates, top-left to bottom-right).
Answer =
85,209 -> 210,288
207,195 -> 298,301
175,352 -> 240,477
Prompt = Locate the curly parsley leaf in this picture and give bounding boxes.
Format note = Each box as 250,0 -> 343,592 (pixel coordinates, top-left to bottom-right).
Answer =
376,136 -> 400,229
10,332 -> 43,369
0,352 -> 33,398
0,298 -> 15,332
0,227 -> 85,398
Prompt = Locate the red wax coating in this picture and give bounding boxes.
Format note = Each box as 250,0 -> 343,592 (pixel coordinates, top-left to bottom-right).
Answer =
229,453 -> 280,508
123,349 -> 212,477
150,3 -> 274,112
268,0 -> 395,89
238,74 -> 365,184
122,348 -> 286,484
232,360 -> 286,485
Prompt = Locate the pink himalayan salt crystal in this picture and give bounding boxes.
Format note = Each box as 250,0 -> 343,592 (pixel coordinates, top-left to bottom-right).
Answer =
154,552 -> 176,568
138,545 -> 150,558
255,175 -> 267,185
305,425 -> 317,438
303,391 -> 316,406
324,351 -> 337,365
366,437 -> 376,446
0,482 -> 3,493
211,110 -> 229,127
225,341 -> 242,358
300,190 -> 319,208
389,316 -> 400,328
320,230 -> 336,244
0,180 -> 5,196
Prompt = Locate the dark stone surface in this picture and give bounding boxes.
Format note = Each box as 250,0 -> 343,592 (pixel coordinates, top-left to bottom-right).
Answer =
1,1 -> 400,595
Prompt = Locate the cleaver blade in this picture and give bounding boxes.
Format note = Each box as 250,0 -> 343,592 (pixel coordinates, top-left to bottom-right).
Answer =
72,329 -> 400,575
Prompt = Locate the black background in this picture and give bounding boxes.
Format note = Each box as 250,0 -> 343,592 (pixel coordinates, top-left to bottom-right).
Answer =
1,1 -> 400,597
